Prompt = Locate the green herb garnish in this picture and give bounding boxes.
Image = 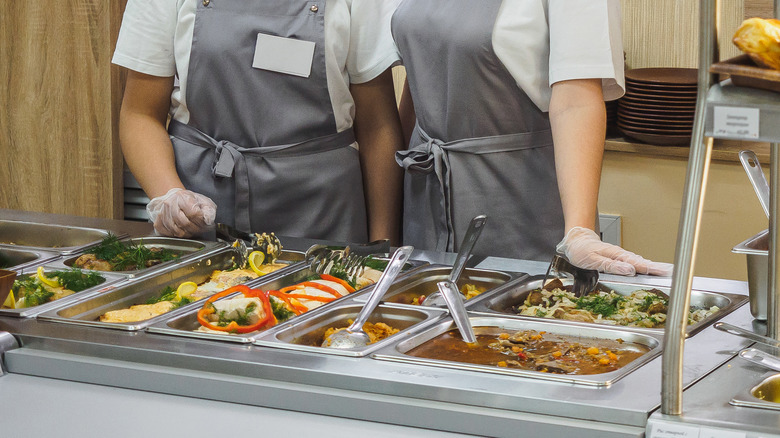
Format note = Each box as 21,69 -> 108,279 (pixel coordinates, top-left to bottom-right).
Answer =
88,234 -> 180,271
145,286 -> 192,308
51,269 -> 105,292
11,276 -> 55,307
575,294 -> 626,318
270,296 -> 295,323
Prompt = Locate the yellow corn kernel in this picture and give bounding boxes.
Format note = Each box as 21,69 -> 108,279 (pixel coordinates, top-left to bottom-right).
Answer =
498,333 -> 510,340
599,357 -> 611,365
587,347 -> 600,355
497,361 -> 508,367
552,350 -> 563,358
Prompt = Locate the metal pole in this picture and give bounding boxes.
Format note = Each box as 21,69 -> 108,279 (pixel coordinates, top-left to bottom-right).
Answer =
768,0 -> 780,342
660,0 -> 718,416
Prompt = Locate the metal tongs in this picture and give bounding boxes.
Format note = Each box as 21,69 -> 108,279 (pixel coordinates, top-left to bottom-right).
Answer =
305,239 -> 391,277
541,254 -> 599,297
215,223 -> 282,266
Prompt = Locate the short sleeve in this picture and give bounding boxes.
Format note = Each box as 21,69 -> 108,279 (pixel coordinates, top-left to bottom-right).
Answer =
346,0 -> 403,84
548,0 -> 625,101
112,0 -> 178,77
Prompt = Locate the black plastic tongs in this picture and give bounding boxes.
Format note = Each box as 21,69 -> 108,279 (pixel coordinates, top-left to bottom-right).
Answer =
215,223 -> 282,265
541,254 -> 599,297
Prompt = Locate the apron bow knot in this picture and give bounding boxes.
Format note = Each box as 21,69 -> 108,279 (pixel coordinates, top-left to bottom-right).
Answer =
212,140 -> 242,178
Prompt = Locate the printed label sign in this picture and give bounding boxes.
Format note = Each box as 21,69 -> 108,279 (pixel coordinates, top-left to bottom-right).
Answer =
648,422 -> 701,438
713,106 -> 760,139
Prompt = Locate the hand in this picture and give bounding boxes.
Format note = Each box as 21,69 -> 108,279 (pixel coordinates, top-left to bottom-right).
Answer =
556,227 -> 673,276
146,188 -> 217,238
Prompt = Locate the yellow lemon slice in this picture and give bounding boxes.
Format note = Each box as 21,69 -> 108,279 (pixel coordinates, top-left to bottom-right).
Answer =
175,281 -> 199,301
37,266 -> 61,288
2,290 -> 15,309
248,251 -> 266,276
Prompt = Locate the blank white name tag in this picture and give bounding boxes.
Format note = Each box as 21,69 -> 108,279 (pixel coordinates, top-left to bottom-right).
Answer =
253,34 -> 315,78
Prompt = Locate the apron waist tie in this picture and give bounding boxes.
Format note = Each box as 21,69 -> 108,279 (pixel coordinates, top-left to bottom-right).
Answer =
168,119 -> 356,232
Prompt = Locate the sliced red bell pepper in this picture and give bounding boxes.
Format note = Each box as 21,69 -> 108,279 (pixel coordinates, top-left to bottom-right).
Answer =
268,290 -> 308,315
196,285 -> 274,334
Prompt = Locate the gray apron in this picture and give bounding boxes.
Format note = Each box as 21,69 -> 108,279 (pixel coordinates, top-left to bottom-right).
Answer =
169,0 -> 368,242
392,0 -> 565,261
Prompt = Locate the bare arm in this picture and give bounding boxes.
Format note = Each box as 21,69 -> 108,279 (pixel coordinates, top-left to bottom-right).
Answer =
119,70 -> 182,199
398,77 -> 417,148
548,78 -> 605,232
351,69 -> 405,244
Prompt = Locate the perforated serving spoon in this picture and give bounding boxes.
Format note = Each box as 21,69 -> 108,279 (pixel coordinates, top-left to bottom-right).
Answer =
422,215 -> 487,306
322,246 -> 413,349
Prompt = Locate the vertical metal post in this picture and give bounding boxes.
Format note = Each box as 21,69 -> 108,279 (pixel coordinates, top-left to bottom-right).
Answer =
768,1 -> 780,341
660,0 -> 718,416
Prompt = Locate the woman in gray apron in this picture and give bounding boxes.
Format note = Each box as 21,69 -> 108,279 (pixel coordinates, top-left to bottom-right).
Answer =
392,0 -> 672,276
114,0 -> 404,243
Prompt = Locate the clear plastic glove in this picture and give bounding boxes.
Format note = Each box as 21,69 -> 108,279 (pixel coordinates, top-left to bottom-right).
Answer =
556,227 -> 673,276
146,188 -> 217,238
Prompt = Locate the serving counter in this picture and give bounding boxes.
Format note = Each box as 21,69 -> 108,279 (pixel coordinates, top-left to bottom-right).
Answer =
0,209 -> 774,438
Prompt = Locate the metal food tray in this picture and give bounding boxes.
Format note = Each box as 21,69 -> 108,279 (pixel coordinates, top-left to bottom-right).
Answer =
0,265 -> 126,318
55,236 -> 225,278
146,256 -> 427,344
731,372 -> 780,411
252,302 -> 447,356
0,220 -> 121,255
467,275 -> 748,337
371,315 -> 663,387
36,247 -> 259,331
0,247 -> 59,271
732,229 -> 769,320
352,264 -> 522,308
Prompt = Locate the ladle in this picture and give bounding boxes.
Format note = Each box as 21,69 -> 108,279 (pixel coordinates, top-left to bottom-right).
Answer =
322,246 -> 413,349
541,254 -> 599,298
422,215 -> 487,306
739,150 -> 771,218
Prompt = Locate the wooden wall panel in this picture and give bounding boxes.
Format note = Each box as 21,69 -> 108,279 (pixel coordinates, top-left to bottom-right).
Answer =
0,0 -> 126,219
744,0 -> 776,18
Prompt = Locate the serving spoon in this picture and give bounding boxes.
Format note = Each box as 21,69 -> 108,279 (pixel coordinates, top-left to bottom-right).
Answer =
437,280 -> 477,344
322,246 -> 413,349
422,215 -> 487,306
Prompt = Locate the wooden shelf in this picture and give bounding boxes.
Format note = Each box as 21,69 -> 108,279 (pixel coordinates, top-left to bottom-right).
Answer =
605,136 -> 769,163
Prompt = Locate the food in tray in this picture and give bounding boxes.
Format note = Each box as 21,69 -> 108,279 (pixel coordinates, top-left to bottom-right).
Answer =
2,267 -> 105,309
733,17 -> 780,70
512,282 -> 719,328
232,232 -> 288,277
409,283 -> 485,305
322,320 -> 400,345
191,267 -> 385,335
74,234 -> 181,271
98,268 -> 258,323
196,286 -> 275,334
407,327 -> 650,375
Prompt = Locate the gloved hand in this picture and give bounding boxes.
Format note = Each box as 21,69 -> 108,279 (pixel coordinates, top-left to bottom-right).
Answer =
146,188 -> 217,238
556,227 -> 673,276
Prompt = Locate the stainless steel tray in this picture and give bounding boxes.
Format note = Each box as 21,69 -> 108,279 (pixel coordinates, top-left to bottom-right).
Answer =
0,220 -> 120,255
0,247 -> 59,271
733,229 -> 769,320
55,237 -> 225,278
252,303 -> 446,356
145,257 -> 427,344
36,248 -> 260,331
0,265 -> 126,318
467,275 -> 748,337
731,372 -> 780,411
371,315 -> 663,387
352,264 -> 521,307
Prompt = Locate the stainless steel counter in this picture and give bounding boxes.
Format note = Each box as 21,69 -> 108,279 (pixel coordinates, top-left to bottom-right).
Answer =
0,209 -> 767,437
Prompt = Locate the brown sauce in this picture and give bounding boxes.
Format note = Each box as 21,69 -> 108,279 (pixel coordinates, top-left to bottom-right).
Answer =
407,327 -> 650,375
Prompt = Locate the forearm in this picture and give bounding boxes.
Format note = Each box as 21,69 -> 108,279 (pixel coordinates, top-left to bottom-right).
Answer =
352,70 -> 405,244
119,71 -> 182,199
549,79 -> 606,232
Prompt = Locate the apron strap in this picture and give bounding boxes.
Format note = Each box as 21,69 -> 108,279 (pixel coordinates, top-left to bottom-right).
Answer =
168,119 -> 357,232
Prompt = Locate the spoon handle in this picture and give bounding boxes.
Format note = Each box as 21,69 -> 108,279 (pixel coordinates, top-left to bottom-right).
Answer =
714,322 -> 780,348
739,150 -> 771,218
347,246 -> 413,332
740,348 -> 780,373
438,280 -> 477,344
450,215 -> 487,284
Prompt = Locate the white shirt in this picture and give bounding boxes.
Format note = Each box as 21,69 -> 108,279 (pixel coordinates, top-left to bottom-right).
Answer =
112,0 -> 401,132
493,0 -> 625,111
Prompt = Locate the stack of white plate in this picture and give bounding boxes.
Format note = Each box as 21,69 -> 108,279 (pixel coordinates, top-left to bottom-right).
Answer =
618,68 -> 698,146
